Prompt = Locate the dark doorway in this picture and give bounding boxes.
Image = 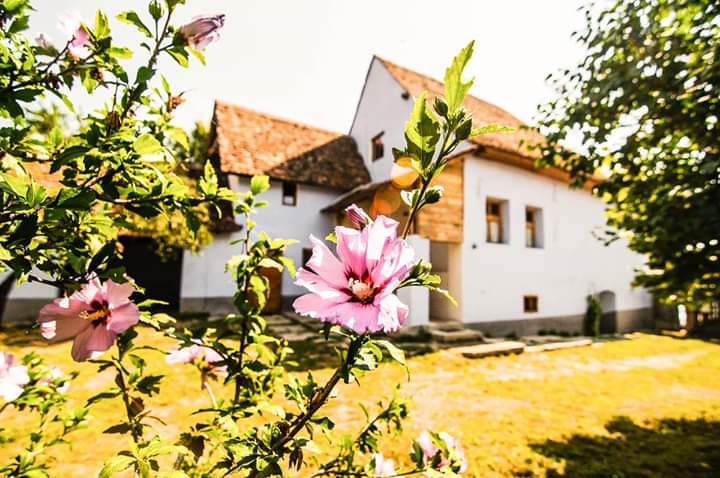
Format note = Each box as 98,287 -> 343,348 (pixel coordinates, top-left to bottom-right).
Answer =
598,290 -> 617,334
119,237 -> 183,312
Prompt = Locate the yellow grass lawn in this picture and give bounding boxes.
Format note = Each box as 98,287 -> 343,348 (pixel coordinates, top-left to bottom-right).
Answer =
1,328 -> 719,477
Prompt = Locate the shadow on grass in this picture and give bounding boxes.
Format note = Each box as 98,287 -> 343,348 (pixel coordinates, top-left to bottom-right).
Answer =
0,324 -> 46,347
519,416 -> 720,478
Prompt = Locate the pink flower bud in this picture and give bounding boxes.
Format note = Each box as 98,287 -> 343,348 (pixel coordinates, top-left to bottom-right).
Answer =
179,14 -> 226,50
344,203 -> 372,229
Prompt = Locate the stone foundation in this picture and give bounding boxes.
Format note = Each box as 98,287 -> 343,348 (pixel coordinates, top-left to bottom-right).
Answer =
463,307 -> 654,337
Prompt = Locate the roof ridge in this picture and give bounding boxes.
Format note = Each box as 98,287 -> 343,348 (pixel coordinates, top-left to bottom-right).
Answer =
374,56 -> 527,126
214,99 -> 342,138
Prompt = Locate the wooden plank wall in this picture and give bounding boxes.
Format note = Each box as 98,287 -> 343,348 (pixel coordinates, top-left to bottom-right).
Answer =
330,157 -> 464,244
415,157 -> 464,243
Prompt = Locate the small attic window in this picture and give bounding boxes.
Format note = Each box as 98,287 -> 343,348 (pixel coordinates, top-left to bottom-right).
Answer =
371,132 -> 385,161
282,181 -> 297,206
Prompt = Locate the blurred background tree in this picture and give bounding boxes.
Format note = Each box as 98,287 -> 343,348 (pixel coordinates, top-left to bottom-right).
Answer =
25,109 -> 215,260
537,0 -> 720,309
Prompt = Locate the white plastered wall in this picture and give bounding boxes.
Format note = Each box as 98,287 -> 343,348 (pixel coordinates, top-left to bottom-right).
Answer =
460,155 -> 652,323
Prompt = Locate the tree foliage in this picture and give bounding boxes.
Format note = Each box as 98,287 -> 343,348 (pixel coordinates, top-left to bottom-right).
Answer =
536,0 -> 720,307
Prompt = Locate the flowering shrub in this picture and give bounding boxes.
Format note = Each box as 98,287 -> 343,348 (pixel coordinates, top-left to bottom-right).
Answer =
1,1 -> 508,476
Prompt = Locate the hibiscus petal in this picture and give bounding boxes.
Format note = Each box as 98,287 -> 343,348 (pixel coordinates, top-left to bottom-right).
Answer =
7,365 -> 29,386
335,226 -> 367,277
293,293 -> 346,318
376,293 -> 409,333
38,298 -> 92,341
0,381 -> 25,401
306,235 -> 347,288
71,326 -> 115,362
295,269 -> 350,303
107,302 -> 140,334
370,239 -> 416,289
166,345 -> 200,364
364,215 -> 399,272
327,301 -> 382,334
104,279 -> 135,309
74,277 -> 103,304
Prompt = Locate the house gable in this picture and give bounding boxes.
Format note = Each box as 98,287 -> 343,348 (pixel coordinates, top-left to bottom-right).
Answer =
348,57 -> 416,182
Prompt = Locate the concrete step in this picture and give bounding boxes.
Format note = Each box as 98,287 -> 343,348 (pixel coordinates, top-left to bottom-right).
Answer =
524,338 -> 593,353
454,341 -> 526,358
426,320 -> 465,332
428,327 -> 486,344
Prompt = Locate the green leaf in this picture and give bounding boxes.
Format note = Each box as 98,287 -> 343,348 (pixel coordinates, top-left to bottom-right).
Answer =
166,47 -> 189,67
133,133 -> 163,156
107,46 -> 133,59
444,40 -> 475,114
165,126 -> 189,151
99,455 -> 135,478
94,10 -> 110,39
56,188 -> 97,209
250,175 -> 270,195
3,0 -> 26,13
423,185 -> 444,204
375,339 -> 406,366
471,124 -> 516,136
404,91 -> 440,170
401,189 -> 420,208
135,66 -> 154,84
0,172 -> 28,198
117,11 -> 152,38
53,145 -> 89,171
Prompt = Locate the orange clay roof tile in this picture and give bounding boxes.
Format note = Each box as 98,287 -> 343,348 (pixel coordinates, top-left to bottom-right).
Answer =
213,101 -> 370,191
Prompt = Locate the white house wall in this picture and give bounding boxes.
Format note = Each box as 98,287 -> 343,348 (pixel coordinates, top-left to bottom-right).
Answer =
349,58 -> 415,182
460,156 -> 652,330
1,271 -> 59,324
181,176 -> 339,310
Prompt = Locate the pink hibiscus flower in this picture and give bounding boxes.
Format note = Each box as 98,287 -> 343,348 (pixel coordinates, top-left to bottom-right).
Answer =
166,341 -> 226,383
0,352 -> 29,402
179,14 -> 226,50
372,453 -> 396,477
59,15 -> 91,60
293,206 -> 416,334
417,431 -> 468,473
38,278 -> 140,362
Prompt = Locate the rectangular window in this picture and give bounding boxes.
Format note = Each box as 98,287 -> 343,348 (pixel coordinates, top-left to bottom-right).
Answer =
486,198 -> 507,244
525,206 -> 543,248
282,181 -> 297,206
371,132 -> 384,161
524,295 -> 539,313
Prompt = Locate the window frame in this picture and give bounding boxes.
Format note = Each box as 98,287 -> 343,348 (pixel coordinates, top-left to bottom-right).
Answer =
525,206 -> 543,248
523,295 -> 539,313
486,198 -> 506,244
281,181 -> 297,206
526,208 -> 537,248
371,131 -> 385,162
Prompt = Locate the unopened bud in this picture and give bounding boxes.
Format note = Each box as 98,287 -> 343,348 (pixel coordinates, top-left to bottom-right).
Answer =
345,204 -> 372,229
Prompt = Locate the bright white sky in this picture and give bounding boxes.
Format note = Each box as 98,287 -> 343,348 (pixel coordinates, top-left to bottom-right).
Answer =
29,0 -> 586,132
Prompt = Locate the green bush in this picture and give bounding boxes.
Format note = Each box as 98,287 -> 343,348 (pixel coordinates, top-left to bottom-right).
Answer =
584,294 -> 602,336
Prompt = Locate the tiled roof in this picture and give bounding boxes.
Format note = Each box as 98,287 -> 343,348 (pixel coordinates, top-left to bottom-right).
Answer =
212,101 -> 370,191
376,57 -> 546,159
